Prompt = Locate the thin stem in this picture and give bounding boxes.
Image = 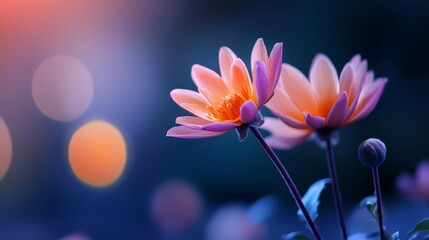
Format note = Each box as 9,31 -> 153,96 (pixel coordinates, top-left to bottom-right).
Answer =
372,167 -> 385,240
325,138 -> 348,240
250,127 -> 322,240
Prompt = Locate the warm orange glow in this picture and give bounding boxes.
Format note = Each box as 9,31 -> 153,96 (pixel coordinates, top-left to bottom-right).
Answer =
32,55 -> 94,121
0,118 -> 12,181
69,121 -> 127,187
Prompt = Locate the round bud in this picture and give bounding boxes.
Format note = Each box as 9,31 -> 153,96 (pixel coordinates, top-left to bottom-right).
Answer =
358,138 -> 386,168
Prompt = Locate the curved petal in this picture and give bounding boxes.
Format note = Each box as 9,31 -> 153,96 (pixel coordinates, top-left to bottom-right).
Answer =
176,116 -> 238,132
219,46 -> 237,83
191,64 -> 229,98
166,126 -> 226,139
327,92 -> 348,127
266,88 -> 305,123
240,100 -> 258,124
282,64 -> 318,113
339,64 -> 354,95
254,61 -> 269,107
348,78 -> 388,122
251,38 -> 268,71
310,54 -> 339,116
262,117 -> 312,149
272,111 -> 309,129
349,54 -> 361,69
230,58 -> 252,96
170,89 -> 210,120
267,42 -> 283,93
305,113 -> 326,129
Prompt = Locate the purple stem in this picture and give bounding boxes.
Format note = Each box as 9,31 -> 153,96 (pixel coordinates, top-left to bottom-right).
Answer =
325,138 -> 348,240
250,127 -> 322,240
372,167 -> 385,240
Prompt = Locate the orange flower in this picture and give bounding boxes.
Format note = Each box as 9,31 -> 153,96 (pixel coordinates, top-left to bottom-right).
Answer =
263,54 -> 387,148
167,39 -> 282,139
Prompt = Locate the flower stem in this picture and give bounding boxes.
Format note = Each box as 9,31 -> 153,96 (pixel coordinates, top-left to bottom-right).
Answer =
372,167 -> 385,240
325,138 -> 348,240
250,127 -> 322,240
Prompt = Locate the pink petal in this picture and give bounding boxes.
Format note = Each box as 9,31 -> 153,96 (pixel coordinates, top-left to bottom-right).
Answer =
176,116 -> 238,132
219,46 -> 237,83
166,126 -> 226,139
254,61 -> 269,107
281,64 -> 317,113
170,89 -> 210,120
310,54 -> 339,115
339,64 -> 354,94
349,54 -> 361,69
272,111 -> 309,129
251,38 -> 268,71
349,78 -> 388,122
327,92 -> 348,127
262,117 -> 312,149
266,88 -> 304,122
267,42 -> 283,93
304,113 -> 326,129
191,64 -> 229,97
240,100 -> 258,124
230,58 -> 252,95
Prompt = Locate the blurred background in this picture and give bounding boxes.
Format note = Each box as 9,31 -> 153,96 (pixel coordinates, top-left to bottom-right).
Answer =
0,0 -> 428,239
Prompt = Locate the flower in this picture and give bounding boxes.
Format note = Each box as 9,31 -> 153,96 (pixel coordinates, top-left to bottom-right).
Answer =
167,39 -> 282,140
262,54 -> 387,148
397,160 -> 429,200
358,138 -> 386,168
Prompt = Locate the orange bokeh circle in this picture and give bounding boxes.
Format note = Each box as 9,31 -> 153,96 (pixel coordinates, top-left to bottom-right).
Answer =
69,120 -> 126,187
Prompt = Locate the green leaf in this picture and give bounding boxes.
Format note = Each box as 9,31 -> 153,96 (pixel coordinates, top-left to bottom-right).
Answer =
297,178 -> 331,222
407,218 -> 429,239
359,195 -> 378,220
283,232 -> 311,240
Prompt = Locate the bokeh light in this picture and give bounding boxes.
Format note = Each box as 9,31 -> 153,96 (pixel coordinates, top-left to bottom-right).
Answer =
0,117 -> 12,181
32,55 -> 93,121
68,120 -> 127,187
150,180 -> 203,233
206,204 -> 265,240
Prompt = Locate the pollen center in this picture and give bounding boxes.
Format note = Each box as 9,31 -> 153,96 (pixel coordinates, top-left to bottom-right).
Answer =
207,92 -> 248,121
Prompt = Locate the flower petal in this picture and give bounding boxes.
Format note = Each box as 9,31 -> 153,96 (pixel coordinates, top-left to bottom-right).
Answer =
267,42 -> 283,93
262,117 -> 312,149
327,92 -> 348,127
170,89 -> 210,120
166,126 -> 226,139
251,38 -> 268,71
304,113 -> 326,129
176,116 -> 238,132
254,61 -> 269,107
281,64 -> 318,113
240,100 -> 258,124
219,46 -> 237,83
339,64 -> 354,94
230,58 -> 252,96
266,88 -> 305,122
272,111 -> 309,129
310,54 -> 339,116
349,78 -> 388,122
191,64 -> 229,97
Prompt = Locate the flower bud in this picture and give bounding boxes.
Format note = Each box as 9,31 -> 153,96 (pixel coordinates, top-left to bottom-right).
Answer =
358,138 -> 386,168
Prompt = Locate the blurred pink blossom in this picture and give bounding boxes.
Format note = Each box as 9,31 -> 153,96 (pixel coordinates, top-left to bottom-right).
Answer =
397,160 -> 429,199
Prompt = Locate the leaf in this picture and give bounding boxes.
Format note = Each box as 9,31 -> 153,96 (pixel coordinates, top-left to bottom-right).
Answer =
283,232 -> 311,240
391,231 -> 400,240
407,218 -> 429,239
297,178 -> 331,222
359,195 -> 378,220
347,232 -> 377,240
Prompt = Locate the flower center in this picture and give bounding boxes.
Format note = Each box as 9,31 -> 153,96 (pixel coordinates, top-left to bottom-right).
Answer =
207,92 -> 248,122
